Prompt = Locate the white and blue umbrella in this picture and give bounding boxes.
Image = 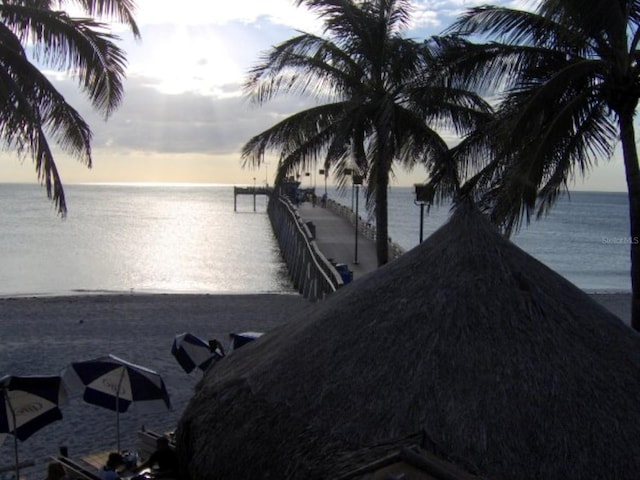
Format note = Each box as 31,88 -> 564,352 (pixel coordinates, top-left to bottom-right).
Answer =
0,375 -> 67,479
62,355 -> 171,451
171,332 -> 218,374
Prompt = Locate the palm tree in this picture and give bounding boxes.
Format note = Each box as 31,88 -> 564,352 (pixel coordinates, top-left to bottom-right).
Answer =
0,0 -> 140,215
429,1 -> 640,329
241,0 -> 491,266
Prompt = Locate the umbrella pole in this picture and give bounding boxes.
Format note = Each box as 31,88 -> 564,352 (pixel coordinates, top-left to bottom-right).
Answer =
13,432 -> 19,480
116,400 -> 120,453
5,391 -> 19,480
116,368 -> 125,453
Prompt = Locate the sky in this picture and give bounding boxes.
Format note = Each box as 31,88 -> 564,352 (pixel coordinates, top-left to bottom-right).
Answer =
0,0 -> 628,191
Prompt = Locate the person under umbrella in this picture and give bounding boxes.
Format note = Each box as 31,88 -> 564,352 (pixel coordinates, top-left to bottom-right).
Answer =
62,355 -> 171,452
0,375 -> 67,480
132,435 -> 179,479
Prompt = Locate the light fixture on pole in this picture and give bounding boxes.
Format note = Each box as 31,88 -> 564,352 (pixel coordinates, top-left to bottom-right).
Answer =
414,184 -> 434,243
353,174 -> 363,264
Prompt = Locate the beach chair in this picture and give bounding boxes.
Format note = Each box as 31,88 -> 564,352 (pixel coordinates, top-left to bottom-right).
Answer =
50,455 -> 102,480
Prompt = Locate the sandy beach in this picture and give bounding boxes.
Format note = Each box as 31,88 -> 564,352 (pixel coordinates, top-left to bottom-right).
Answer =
0,291 -> 631,477
0,293 -> 310,478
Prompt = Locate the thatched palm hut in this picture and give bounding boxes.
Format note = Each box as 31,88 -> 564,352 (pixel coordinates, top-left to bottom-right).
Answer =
175,204 -> 640,480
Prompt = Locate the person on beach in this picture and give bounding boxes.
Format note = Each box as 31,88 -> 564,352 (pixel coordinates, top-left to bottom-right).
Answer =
45,461 -> 67,480
134,436 -> 179,479
98,452 -> 124,480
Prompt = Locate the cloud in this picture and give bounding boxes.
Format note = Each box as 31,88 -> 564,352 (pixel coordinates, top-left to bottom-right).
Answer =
133,0 -> 321,31
39,1 -> 524,164
10,0 -> 623,191
51,71 -> 314,157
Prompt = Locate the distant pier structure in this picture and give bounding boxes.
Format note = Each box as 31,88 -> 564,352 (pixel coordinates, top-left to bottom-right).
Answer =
234,186 -> 273,212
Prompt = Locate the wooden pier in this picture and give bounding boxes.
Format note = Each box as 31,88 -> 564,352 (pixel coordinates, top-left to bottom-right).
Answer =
233,186 -> 273,212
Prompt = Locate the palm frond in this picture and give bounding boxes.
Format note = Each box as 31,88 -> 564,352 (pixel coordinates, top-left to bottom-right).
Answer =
70,0 -> 141,38
241,102 -> 351,169
0,4 -> 128,115
0,0 -> 137,214
244,33 -> 362,104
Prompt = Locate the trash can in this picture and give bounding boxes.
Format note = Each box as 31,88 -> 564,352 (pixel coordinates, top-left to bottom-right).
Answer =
335,263 -> 353,284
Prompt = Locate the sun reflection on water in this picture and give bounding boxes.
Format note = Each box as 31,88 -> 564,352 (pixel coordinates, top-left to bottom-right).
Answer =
0,184 -> 293,295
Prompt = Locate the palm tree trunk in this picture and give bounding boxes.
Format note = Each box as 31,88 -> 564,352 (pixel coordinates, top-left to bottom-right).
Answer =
619,109 -> 640,330
374,166 -> 390,266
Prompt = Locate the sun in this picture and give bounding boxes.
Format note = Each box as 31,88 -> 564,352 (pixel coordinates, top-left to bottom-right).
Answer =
126,25 -> 244,97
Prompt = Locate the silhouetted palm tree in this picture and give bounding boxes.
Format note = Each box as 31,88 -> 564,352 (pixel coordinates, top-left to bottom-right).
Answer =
0,0 -> 140,215
431,1 -> 640,329
242,0 -> 491,265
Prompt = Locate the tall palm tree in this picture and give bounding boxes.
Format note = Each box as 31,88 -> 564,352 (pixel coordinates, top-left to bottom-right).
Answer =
0,0 -> 140,215
430,1 -> 640,329
241,0 -> 491,265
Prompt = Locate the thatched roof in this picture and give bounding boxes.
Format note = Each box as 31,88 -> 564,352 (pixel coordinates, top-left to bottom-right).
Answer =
175,204 -> 640,480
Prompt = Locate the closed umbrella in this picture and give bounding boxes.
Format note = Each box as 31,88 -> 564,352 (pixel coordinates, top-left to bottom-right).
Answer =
0,375 -> 67,479
171,332 -> 218,374
62,354 -> 171,451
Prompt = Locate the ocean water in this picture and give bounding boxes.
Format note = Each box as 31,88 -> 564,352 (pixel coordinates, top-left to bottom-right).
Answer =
0,183 -> 632,296
0,183 -> 293,297
331,187 -> 632,293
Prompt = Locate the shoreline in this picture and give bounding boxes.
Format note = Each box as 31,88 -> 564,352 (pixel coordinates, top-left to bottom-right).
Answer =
0,290 -> 631,322
588,292 -> 631,325
0,291 -> 632,477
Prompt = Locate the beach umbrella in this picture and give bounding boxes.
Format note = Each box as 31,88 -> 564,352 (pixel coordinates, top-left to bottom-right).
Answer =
62,354 -> 171,451
175,203 -> 640,480
0,375 -> 67,479
229,331 -> 263,351
171,332 -> 218,374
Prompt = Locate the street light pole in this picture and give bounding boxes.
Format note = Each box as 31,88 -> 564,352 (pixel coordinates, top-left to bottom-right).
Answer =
353,174 -> 363,264
418,203 -> 425,243
253,177 -> 256,212
319,168 -> 327,195
414,184 -> 434,244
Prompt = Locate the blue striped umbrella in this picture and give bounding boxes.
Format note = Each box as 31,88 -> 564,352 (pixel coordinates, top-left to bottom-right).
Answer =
171,332 -> 219,374
0,375 -> 67,479
62,355 -> 171,451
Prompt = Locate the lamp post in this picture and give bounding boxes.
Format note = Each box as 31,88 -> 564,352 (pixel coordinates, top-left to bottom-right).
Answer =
414,184 -> 434,243
344,168 -> 353,210
353,174 -> 363,264
253,177 -> 257,212
319,169 -> 327,195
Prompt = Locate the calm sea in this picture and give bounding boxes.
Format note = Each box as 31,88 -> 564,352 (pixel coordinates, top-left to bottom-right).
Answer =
0,183 -> 632,295
333,186 -> 632,293
0,183 -> 293,297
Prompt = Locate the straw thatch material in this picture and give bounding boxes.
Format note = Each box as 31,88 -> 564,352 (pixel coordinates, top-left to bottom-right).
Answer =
175,204 -> 640,480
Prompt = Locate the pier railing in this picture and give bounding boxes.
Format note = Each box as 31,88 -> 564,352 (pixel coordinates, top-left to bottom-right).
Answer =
268,195 -> 344,301
325,198 -> 405,260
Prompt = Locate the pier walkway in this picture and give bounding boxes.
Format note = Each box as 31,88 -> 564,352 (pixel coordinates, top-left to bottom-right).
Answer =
296,201 -> 379,282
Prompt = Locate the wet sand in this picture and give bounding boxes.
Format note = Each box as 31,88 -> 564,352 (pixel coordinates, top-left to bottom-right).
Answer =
0,292 -> 631,477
